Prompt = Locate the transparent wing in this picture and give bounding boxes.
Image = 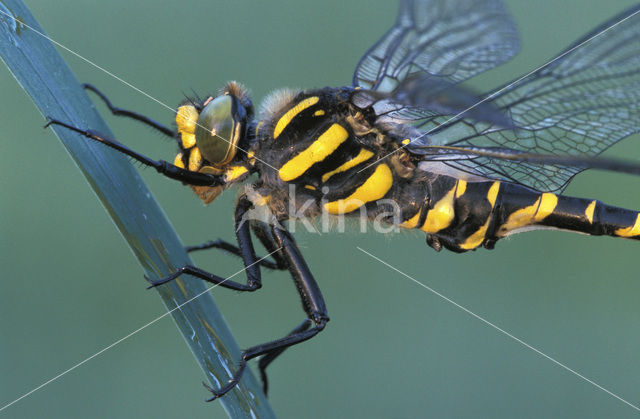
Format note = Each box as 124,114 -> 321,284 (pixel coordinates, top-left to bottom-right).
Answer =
352,0 -> 519,91
408,4 -> 640,193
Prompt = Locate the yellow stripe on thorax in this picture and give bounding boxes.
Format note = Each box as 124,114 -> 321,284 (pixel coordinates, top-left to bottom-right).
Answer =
615,213 -> 640,237
500,192 -> 558,233
255,121 -> 265,137
279,123 -> 349,182
321,148 -> 374,182
273,96 -> 319,139
460,182 -> 501,250
324,164 -> 393,214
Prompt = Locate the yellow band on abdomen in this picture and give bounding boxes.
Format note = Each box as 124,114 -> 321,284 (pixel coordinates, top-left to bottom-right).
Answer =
615,213 -> 640,237
500,192 -> 557,233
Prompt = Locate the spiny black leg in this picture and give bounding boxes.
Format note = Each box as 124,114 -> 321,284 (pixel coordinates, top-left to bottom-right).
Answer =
147,195 -> 264,291
258,319 -> 312,395
270,225 -> 328,322
145,196 -> 328,399
250,222 -> 289,271
145,264 -> 259,291
186,239 -> 242,254
204,318 -> 326,402
186,237 -> 284,271
203,223 -> 329,401
45,118 -> 220,186
83,83 -> 176,138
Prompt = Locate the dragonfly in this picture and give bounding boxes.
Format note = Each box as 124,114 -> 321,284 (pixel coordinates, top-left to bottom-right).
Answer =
32,0 -> 640,407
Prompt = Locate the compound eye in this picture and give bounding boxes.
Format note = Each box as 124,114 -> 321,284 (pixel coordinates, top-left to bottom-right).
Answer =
195,95 -> 240,166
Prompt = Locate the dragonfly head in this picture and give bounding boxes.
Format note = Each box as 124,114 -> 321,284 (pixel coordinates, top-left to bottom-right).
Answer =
174,82 -> 253,203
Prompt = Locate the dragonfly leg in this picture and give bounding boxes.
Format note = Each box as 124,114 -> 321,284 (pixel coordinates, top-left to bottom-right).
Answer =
202,212 -> 329,400
147,195 -> 266,291
83,83 -> 176,138
185,220 -> 290,272
45,118 -> 222,186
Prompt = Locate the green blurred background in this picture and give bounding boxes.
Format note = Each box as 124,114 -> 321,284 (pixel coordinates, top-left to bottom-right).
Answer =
2,0 -> 640,417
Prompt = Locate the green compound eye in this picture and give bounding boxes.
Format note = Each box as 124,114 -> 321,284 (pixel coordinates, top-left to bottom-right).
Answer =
195,95 -> 240,166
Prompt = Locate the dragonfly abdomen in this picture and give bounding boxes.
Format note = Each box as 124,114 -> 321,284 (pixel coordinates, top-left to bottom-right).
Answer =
399,175 -> 640,252
398,175 -> 501,252
533,195 -> 640,239
496,183 -> 640,241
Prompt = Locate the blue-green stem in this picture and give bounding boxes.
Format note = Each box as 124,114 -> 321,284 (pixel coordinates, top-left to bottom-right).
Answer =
0,1 -> 274,417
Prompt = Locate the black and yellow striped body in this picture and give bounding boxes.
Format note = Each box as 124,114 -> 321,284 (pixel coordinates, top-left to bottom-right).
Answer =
45,2 -> 640,401
398,175 -> 640,253
249,87 -> 640,252
251,87 -> 406,220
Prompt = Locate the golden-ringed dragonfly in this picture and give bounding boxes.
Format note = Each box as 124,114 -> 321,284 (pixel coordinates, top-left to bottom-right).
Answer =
45,0 -> 640,401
